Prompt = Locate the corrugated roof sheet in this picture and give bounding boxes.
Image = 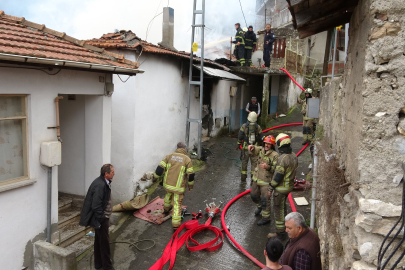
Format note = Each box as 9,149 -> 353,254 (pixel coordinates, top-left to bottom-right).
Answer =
86,30 -> 230,71
0,11 -> 141,72
193,64 -> 245,81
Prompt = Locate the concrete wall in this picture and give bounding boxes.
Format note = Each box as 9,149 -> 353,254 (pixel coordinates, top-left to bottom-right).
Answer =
0,66 -> 108,270
317,0 -> 405,269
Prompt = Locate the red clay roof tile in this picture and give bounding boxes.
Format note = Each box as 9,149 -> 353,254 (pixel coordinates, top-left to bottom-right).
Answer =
0,11 -> 140,71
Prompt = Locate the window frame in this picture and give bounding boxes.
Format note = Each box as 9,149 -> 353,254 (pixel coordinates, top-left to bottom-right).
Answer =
0,94 -> 30,189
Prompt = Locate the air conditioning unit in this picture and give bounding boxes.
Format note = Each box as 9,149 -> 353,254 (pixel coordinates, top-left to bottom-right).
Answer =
40,141 -> 62,167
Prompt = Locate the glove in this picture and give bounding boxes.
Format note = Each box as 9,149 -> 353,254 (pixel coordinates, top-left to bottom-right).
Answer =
188,184 -> 194,191
236,145 -> 241,150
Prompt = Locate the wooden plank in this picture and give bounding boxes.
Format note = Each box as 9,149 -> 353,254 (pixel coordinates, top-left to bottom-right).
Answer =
297,12 -> 352,39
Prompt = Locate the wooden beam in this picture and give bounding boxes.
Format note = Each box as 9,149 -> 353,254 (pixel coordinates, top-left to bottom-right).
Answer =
297,12 -> 352,39
322,28 -> 333,75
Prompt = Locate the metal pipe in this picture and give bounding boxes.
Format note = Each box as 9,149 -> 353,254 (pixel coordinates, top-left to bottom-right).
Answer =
344,23 -> 349,63
230,37 -> 232,61
54,96 -> 63,142
197,0 -> 205,159
310,144 -> 318,229
331,28 -> 338,79
46,166 -> 52,242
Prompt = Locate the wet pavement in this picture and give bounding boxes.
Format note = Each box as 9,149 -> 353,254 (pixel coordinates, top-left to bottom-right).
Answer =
78,108 -> 313,270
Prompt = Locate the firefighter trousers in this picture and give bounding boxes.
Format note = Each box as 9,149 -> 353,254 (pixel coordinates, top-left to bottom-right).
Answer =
273,191 -> 289,233
237,45 -> 245,66
250,181 -> 271,220
241,149 -> 258,181
303,119 -> 315,141
244,49 -> 252,67
163,192 -> 184,229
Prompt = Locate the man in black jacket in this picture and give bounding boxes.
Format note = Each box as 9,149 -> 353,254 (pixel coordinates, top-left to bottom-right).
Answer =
263,24 -> 275,68
80,164 -> 115,270
244,25 -> 257,67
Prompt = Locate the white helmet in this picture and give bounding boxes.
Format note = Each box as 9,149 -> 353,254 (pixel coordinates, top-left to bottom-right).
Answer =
243,27 -> 248,32
247,112 -> 257,123
305,88 -> 313,94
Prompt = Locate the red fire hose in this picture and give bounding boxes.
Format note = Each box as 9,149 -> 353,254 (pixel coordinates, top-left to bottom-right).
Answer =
279,68 -> 306,92
221,123 -> 309,269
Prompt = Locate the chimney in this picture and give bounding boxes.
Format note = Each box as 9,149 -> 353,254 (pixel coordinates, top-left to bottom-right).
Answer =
158,7 -> 177,52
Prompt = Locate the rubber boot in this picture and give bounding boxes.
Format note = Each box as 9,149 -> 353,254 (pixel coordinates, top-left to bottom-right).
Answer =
257,219 -> 271,226
254,207 -> 262,216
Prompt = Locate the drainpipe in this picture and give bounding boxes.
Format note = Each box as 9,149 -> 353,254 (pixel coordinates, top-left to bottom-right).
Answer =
331,28 -> 338,80
310,143 -> 318,229
55,97 -> 63,143
47,166 -> 52,242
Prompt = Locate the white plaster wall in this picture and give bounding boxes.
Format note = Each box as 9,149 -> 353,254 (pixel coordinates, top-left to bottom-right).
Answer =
111,51 -> 199,203
287,74 -> 305,109
0,66 -> 108,270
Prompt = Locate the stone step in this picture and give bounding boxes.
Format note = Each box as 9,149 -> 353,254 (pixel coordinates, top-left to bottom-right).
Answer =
53,222 -> 92,248
65,235 -> 94,260
58,206 -> 81,228
58,196 -> 73,211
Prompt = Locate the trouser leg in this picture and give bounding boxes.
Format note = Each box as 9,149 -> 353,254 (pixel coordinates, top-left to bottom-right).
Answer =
273,191 -> 288,233
241,149 -> 249,181
94,218 -> 112,269
250,181 -> 261,208
163,192 -> 173,212
172,193 -> 184,229
263,49 -> 270,67
245,49 -> 252,66
250,155 -> 258,177
260,185 -> 272,220
238,45 -> 245,66
303,119 -> 314,141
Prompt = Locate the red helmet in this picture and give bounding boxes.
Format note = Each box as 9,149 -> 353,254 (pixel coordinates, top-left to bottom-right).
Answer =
263,135 -> 276,146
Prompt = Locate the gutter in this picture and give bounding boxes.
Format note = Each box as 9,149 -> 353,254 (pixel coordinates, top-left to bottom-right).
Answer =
0,53 -> 145,75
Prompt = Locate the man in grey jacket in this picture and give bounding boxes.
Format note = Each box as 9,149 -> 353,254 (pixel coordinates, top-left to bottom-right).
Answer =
79,164 -> 115,270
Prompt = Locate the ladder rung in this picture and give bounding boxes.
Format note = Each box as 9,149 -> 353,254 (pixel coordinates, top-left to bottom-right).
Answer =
190,81 -> 202,85
192,24 -> 205,27
193,10 -> 203,14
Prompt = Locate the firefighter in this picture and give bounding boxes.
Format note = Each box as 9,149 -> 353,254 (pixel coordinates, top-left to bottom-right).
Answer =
232,22 -> 245,66
237,112 -> 264,182
267,133 -> 298,239
154,142 -> 195,230
263,24 -> 275,68
301,88 -> 315,145
248,136 -> 279,226
244,25 -> 257,67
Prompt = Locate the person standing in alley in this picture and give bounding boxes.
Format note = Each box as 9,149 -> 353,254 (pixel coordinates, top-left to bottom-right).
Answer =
232,22 -> 246,66
248,136 -> 279,226
262,238 -> 293,270
237,111 -> 264,182
154,142 -> 195,230
301,88 -> 315,145
246,96 -> 261,117
244,25 -> 257,67
267,133 -> 298,240
263,24 -> 275,68
79,164 -> 115,270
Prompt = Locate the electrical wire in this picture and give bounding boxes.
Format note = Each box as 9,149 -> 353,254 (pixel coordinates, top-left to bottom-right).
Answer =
145,0 -> 163,41
238,0 -> 248,27
117,74 -> 131,83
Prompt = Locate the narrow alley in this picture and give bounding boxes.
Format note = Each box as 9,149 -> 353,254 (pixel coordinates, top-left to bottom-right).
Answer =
77,109 -> 313,270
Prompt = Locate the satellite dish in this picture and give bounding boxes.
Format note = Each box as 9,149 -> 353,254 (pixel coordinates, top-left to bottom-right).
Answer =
252,50 -> 264,67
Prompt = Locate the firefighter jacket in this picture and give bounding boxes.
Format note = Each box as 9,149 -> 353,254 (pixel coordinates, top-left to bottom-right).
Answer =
270,152 -> 298,194
237,122 -> 263,149
158,148 -> 194,194
301,100 -> 314,120
250,146 -> 279,186
264,29 -> 275,49
245,30 -> 257,50
233,27 -> 245,46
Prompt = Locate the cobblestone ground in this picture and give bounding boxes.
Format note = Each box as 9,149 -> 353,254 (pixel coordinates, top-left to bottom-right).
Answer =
78,114 -> 313,270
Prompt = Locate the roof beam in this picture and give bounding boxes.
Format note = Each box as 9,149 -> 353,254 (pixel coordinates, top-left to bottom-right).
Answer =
297,11 -> 352,38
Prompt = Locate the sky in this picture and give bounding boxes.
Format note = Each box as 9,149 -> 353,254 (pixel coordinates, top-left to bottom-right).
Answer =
2,0 -> 257,54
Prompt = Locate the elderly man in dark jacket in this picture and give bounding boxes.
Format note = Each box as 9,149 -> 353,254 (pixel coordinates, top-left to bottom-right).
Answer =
80,164 -> 115,270
263,24 -> 275,68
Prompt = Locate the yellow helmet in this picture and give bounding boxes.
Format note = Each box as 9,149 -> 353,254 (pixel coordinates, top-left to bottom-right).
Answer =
247,112 -> 257,123
276,133 -> 291,147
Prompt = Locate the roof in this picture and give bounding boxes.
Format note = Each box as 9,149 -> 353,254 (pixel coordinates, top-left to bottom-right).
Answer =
286,0 -> 359,39
0,11 -> 143,75
193,64 -> 245,81
86,30 -> 230,71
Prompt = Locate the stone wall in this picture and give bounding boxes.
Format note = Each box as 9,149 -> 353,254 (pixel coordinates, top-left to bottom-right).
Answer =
317,0 -> 405,269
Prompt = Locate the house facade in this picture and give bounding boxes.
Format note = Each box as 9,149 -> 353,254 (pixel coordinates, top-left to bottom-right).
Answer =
0,12 -> 142,269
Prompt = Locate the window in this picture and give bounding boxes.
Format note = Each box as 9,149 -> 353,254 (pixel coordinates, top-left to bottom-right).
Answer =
0,95 -> 28,185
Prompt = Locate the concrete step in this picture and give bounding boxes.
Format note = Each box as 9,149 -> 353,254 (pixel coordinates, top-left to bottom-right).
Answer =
58,196 -> 73,211
53,222 -> 92,247
65,235 -> 94,260
58,206 -> 81,228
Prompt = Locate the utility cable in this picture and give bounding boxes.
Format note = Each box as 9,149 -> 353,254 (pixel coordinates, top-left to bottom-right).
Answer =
220,142 -> 241,168
110,239 -> 156,251
238,0 -> 248,27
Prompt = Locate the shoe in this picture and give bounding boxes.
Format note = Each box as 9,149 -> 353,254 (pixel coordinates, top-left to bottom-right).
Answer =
254,207 -> 262,216
257,219 -> 271,226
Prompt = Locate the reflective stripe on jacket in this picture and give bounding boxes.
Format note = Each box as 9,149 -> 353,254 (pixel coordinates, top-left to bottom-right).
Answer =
270,152 -> 298,193
234,28 -> 245,45
251,146 -> 279,185
159,148 -> 194,194
237,122 -> 263,149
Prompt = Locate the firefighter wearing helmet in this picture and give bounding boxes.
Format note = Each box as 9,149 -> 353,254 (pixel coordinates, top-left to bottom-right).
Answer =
267,133 -> 298,239
301,88 -> 315,145
248,135 -> 279,225
237,112 -> 264,182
